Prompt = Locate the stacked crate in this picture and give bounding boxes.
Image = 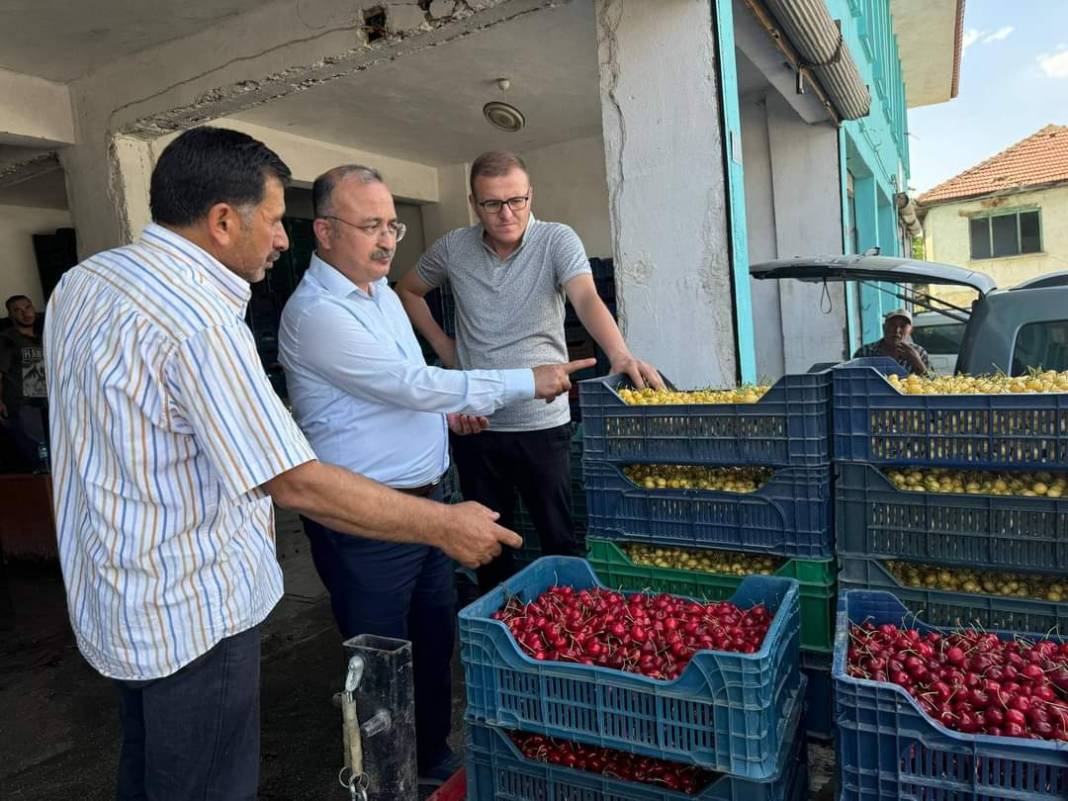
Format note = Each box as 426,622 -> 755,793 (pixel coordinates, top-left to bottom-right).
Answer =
831,356 -> 1068,799
459,556 -> 808,801
833,590 -> 1068,801
834,357 -> 1068,634
578,370 -> 837,741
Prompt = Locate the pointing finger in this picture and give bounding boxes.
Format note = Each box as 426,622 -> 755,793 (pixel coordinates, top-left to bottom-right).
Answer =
563,358 -> 598,375
497,526 -> 523,549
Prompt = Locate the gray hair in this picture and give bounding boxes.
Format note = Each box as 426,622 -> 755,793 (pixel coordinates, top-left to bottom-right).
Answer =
312,164 -> 383,218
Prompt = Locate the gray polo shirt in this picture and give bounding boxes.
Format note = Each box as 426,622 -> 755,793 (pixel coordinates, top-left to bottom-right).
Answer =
416,215 -> 592,431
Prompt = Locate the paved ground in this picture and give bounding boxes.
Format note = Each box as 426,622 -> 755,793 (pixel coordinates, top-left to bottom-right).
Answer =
0,510 -> 835,800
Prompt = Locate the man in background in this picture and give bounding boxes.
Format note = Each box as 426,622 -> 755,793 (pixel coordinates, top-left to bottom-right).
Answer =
0,295 -> 48,470
853,308 -> 932,375
397,150 -> 662,590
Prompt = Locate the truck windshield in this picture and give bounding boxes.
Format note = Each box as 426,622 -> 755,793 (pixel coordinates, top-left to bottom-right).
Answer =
911,322 -> 967,355
1011,319 -> 1068,375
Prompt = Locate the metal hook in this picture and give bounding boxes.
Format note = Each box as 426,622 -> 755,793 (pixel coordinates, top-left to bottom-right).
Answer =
345,655 -> 365,694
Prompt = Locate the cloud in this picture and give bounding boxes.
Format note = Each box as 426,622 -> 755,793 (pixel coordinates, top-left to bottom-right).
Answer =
963,26 -> 1015,52
1039,46 -> 1068,78
982,26 -> 1014,43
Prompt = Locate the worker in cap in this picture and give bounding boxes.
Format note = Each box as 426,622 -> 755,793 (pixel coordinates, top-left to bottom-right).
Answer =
852,307 -> 932,375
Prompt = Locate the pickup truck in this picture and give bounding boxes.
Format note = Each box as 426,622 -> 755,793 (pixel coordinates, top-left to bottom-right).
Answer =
751,255 -> 1068,376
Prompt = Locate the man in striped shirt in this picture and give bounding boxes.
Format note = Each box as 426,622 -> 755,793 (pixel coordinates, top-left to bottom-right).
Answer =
44,127 -> 521,801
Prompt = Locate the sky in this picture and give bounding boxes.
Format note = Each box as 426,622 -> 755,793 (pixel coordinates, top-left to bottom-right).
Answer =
907,0 -> 1068,195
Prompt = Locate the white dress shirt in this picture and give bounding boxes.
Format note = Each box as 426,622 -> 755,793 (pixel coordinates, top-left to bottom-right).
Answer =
278,254 -> 534,487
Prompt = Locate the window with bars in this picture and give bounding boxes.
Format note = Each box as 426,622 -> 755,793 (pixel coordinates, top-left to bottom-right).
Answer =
968,209 -> 1042,260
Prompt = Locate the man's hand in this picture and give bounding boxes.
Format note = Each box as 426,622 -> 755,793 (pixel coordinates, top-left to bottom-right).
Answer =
0,400 -> 6,419
447,412 -> 489,435
893,342 -> 928,374
532,358 -> 598,402
436,501 -> 523,568
610,352 -> 664,390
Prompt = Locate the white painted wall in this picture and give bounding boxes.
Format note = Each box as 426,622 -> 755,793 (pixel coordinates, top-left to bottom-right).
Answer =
522,135 -> 613,259
741,90 -> 847,380
596,0 -> 736,388
421,162 -> 475,248
0,204 -> 73,308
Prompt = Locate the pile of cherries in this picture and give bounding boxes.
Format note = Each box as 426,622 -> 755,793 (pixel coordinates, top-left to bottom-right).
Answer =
491,584 -> 773,680
848,622 -> 1068,741
510,731 -> 714,794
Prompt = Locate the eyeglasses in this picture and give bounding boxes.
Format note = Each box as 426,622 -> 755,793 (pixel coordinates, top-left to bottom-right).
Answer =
476,195 -> 530,214
323,215 -> 407,242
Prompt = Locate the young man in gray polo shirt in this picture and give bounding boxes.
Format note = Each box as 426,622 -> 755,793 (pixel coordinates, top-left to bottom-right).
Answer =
398,150 -> 661,590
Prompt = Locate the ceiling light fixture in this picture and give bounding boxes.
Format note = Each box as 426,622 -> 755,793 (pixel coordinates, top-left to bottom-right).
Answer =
483,101 -> 525,133
483,76 -> 524,133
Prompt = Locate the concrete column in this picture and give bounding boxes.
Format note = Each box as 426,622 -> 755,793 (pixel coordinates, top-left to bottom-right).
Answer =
595,0 -> 736,388
764,93 -> 846,374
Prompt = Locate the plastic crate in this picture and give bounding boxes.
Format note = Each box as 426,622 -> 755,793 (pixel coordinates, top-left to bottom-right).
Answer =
459,557 -> 802,778
835,461 -> 1068,574
586,539 -> 835,652
838,555 -> 1068,634
833,357 -> 1068,468
579,371 -> 831,469
465,689 -> 807,801
834,589 -> 1068,801
800,649 -> 833,742
584,462 -> 833,559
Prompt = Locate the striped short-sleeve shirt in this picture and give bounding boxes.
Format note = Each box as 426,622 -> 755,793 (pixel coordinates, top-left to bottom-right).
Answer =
44,224 -> 316,681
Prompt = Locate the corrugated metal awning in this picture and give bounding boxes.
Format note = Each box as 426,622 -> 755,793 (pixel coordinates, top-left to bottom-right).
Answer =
757,0 -> 872,120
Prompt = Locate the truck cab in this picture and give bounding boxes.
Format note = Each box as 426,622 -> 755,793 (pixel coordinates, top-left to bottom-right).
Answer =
751,256 -> 1068,376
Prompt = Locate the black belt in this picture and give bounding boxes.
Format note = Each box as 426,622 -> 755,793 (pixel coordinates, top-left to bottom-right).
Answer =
393,477 -> 442,498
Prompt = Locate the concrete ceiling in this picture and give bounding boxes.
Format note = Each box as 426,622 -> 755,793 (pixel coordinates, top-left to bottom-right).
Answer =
0,168 -> 68,210
231,1 -> 602,166
0,0 -> 271,82
891,0 -> 963,108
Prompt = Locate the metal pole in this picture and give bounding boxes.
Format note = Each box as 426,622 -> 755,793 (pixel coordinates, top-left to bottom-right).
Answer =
342,634 -> 418,800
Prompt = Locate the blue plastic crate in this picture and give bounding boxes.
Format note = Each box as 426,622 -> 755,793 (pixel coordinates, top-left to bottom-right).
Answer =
838,555 -> 1068,634
459,557 -> 802,778
465,687 -> 807,801
833,357 -> 1068,468
834,589 -> 1068,801
801,649 -> 833,742
584,462 -> 833,559
835,461 -> 1068,574
579,371 -> 831,469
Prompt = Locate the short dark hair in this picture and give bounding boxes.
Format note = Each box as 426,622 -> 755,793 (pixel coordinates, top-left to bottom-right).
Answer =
149,126 -> 292,227
5,295 -> 30,312
312,165 -> 383,219
469,150 -> 529,195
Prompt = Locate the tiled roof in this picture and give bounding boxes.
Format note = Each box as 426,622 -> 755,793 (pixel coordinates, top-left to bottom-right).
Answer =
918,124 -> 1068,205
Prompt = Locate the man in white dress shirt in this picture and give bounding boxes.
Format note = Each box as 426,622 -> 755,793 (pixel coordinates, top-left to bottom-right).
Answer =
278,164 -> 592,784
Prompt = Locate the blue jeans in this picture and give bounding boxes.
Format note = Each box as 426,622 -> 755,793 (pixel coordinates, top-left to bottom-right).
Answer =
114,625 -> 261,800
302,485 -> 456,769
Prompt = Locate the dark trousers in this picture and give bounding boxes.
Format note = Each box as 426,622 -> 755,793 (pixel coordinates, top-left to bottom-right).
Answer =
451,423 -> 582,593
302,486 -> 456,769
114,625 -> 261,801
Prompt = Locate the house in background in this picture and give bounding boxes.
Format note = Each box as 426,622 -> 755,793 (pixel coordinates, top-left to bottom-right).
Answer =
919,124 -> 1068,308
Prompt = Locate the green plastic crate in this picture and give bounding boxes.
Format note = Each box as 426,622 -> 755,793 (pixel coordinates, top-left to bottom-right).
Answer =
586,539 -> 836,652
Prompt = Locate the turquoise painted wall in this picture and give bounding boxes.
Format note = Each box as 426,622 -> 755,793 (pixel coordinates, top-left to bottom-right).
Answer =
829,0 -> 911,344
714,0 -> 757,384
